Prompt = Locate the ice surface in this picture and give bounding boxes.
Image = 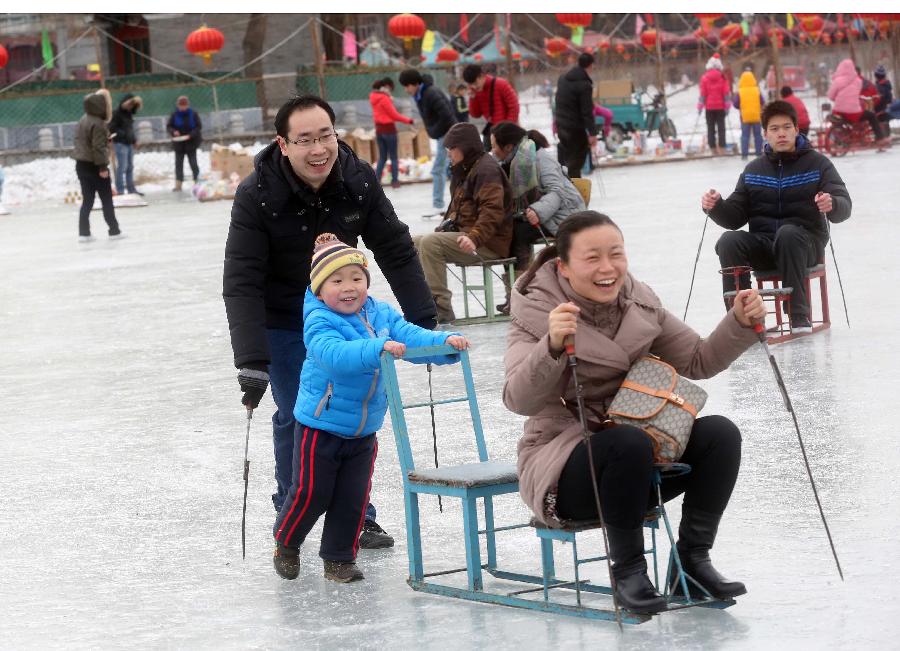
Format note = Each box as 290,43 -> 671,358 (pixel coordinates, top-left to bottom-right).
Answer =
1,92 -> 899,648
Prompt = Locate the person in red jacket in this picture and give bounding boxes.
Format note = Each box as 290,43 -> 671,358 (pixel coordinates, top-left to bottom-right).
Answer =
698,54 -> 732,155
779,86 -> 811,135
369,78 -> 414,189
462,64 -> 520,151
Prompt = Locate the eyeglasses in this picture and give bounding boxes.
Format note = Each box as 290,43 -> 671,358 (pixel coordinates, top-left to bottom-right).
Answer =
283,132 -> 338,148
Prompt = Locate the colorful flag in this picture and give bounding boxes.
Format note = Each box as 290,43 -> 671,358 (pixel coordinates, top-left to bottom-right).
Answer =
422,30 -> 436,53
634,14 -> 645,37
41,29 -> 54,69
342,29 -> 357,60
786,14 -> 794,30
571,26 -> 584,46
460,14 -> 470,44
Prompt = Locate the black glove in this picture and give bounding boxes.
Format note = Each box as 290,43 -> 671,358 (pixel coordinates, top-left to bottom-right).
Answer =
238,367 -> 269,409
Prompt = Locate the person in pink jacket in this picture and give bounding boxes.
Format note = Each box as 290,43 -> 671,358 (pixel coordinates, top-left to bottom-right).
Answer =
827,58 -> 863,118
698,55 -> 732,155
369,78 -> 414,189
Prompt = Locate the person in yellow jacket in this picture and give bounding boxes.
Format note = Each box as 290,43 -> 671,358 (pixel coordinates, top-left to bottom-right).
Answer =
733,70 -> 766,160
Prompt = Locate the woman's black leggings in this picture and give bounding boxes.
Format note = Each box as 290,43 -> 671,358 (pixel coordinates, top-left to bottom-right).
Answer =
556,415 -> 742,529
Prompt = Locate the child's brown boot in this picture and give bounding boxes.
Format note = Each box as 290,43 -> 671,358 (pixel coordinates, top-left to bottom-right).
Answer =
323,559 -> 364,583
273,543 -> 300,580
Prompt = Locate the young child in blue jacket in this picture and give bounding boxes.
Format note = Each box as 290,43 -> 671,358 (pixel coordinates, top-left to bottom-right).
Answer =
273,233 -> 468,583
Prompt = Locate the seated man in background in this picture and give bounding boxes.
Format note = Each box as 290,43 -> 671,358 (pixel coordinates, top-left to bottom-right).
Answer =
701,100 -> 851,333
489,121 -> 586,314
413,122 -> 512,324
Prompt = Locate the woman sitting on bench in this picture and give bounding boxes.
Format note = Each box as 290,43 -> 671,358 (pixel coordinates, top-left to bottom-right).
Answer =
490,122 -> 586,314
503,211 -> 765,614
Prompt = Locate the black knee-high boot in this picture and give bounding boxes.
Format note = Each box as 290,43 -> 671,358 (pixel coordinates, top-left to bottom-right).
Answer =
606,525 -> 667,614
671,506 -> 746,599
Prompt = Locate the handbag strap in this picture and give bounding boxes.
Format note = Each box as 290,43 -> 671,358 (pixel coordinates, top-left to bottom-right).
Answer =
615,379 -> 699,418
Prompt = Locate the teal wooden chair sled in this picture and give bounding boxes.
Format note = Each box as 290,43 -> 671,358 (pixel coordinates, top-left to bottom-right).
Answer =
381,345 -> 737,623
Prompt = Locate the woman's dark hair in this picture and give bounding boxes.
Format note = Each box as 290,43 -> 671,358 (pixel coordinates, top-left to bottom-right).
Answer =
517,211 -> 621,289
527,129 -> 550,149
491,121 -> 527,148
372,77 -> 395,90
274,95 -> 336,137
462,64 -> 483,83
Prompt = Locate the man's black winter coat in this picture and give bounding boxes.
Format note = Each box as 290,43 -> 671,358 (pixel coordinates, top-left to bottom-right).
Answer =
415,82 -> 456,140
554,66 -> 597,136
223,140 -> 437,368
709,135 -> 851,248
109,93 -> 138,145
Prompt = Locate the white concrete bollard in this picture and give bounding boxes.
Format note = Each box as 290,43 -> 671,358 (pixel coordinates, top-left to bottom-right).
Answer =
136,120 -> 154,144
38,128 -> 55,150
228,113 -> 245,134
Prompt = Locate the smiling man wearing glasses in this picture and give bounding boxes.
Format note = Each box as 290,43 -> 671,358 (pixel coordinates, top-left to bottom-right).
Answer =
224,95 -> 436,555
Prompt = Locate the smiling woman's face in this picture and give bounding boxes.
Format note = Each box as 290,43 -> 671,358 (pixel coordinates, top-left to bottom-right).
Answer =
558,225 -> 628,303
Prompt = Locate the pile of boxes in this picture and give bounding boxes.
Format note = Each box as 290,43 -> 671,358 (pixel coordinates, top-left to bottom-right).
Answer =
209,143 -> 255,182
341,127 -> 432,170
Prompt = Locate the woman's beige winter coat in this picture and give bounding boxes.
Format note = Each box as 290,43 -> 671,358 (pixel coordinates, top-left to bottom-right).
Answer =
502,259 -> 758,526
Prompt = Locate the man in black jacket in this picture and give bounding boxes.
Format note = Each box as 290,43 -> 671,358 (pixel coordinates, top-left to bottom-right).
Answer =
108,93 -> 143,195
702,100 -> 852,332
223,95 -> 436,549
554,53 -> 598,179
399,69 -> 456,218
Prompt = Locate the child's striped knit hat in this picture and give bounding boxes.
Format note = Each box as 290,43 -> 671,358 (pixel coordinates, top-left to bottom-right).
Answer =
309,233 -> 369,295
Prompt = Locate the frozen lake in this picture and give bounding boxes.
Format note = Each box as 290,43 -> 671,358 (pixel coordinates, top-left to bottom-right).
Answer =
1,140 -> 899,648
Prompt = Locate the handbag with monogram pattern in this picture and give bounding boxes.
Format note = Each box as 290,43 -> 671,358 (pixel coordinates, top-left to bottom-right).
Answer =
607,356 -> 708,462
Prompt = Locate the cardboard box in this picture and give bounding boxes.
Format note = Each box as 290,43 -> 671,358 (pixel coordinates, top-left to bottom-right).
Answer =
348,128 -> 377,165
210,145 -> 254,181
594,79 -> 634,104
397,131 -> 416,160
413,126 -> 431,159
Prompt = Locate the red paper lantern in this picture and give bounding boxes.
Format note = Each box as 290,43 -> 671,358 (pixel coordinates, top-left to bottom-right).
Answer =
719,23 -> 743,47
0,44 -> 7,70
436,46 -> 460,63
695,13 -> 724,33
797,14 -> 824,38
640,29 -> 659,51
834,30 -> 845,42
545,37 -> 569,57
555,14 -> 592,29
822,32 -> 833,45
388,13 -> 426,48
474,53 -> 483,62
615,43 -> 626,55
185,26 -> 225,63
512,51 -> 522,60
599,40 -> 611,53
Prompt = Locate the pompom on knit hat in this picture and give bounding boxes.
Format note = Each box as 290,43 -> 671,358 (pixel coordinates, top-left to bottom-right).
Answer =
874,64 -> 886,78
706,54 -> 723,71
309,233 -> 370,295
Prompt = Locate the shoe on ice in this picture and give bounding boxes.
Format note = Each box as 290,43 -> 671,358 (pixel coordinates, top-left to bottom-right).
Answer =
358,519 -> 395,549
78,235 -> 95,243
273,543 -> 300,580
323,559 -> 364,583
109,232 -> 127,240
421,210 -> 444,219
791,317 -> 813,334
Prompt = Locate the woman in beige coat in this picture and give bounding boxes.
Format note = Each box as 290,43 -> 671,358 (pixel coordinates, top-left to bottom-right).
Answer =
503,211 -> 765,614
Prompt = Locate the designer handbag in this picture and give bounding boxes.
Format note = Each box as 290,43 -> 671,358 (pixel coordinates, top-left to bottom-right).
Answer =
607,356 -> 708,462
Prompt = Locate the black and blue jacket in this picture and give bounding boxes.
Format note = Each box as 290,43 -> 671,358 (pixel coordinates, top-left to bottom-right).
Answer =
709,135 -> 851,247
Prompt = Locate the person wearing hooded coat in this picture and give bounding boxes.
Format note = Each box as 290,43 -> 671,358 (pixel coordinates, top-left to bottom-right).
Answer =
698,55 -> 731,155
72,88 -> 122,241
827,58 -> 886,148
733,70 -> 765,159
873,65 -> 893,127
166,95 -> 203,191
108,93 -> 143,195
412,122 -> 513,324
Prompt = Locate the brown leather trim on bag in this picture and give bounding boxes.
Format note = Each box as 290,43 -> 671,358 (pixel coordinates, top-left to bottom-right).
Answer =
611,379 -> 699,418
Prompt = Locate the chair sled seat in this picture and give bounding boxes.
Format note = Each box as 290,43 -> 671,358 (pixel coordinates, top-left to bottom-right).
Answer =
408,460 -> 518,488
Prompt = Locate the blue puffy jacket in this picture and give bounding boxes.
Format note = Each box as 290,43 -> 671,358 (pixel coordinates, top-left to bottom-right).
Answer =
294,288 -> 458,438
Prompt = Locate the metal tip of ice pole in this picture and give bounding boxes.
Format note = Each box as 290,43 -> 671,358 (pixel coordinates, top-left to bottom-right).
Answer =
821,210 -> 850,328
683,210 -> 710,321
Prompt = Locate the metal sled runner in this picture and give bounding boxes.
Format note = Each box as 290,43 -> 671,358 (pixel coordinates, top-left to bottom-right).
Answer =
381,345 -> 736,623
